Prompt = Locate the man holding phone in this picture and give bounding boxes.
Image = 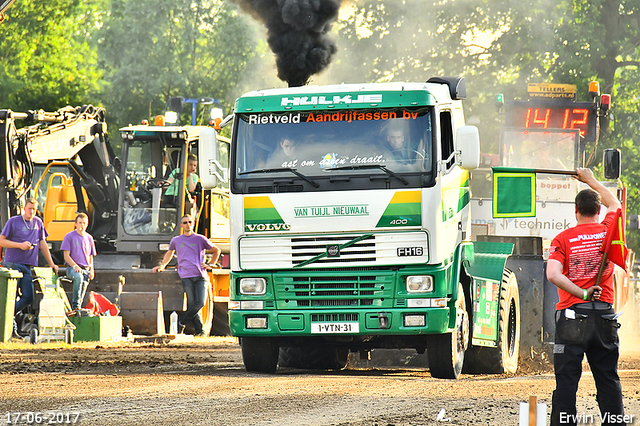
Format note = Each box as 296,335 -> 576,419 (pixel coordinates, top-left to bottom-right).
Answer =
0,198 -> 58,335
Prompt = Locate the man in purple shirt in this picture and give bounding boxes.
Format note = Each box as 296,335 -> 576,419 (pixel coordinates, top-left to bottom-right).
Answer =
153,214 -> 220,335
61,213 -> 97,311
0,198 -> 59,323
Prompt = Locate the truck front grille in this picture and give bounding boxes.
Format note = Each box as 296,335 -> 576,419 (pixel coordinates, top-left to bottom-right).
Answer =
239,231 -> 429,270
291,235 -> 376,265
275,271 -> 394,308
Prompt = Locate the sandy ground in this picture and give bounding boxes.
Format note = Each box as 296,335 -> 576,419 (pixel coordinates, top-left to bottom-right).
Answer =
1,336 -> 640,426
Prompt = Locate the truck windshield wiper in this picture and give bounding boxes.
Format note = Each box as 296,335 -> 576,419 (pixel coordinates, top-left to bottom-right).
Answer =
239,168 -> 319,188
327,164 -> 408,185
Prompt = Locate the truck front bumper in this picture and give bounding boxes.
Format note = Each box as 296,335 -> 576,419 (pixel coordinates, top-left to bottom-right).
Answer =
229,307 -> 451,337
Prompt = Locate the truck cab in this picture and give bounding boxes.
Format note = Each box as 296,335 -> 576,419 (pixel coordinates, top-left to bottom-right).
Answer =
227,78 -> 518,377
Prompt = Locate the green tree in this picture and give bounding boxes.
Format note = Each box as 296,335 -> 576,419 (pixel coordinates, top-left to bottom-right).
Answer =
0,0 -> 103,111
97,0 -> 256,132
328,1 -> 507,150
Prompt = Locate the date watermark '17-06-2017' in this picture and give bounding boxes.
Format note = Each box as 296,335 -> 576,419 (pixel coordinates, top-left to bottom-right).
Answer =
5,412 -> 80,424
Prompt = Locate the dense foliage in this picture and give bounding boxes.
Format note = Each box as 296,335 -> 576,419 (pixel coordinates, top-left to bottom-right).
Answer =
0,0 -> 102,110
0,0 -> 255,135
97,0 -> 255,132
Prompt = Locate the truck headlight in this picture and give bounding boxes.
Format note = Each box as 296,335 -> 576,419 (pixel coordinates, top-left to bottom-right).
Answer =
406,276 -> 433,293
239,277 -> 266,295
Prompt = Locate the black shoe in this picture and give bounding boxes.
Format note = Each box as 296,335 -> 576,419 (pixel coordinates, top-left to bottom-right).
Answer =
177,322 -> 186,334
194,332 -> 206,337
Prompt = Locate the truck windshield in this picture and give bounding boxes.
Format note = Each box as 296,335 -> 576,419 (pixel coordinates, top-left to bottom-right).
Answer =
233,107 -> 433,182
122,141 -> 177,236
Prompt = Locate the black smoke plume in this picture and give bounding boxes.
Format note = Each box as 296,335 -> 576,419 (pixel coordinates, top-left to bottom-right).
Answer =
233,0 -> 341,87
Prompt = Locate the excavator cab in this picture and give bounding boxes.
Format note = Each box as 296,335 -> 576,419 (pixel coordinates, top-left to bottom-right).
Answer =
119,129 -> 181,239
116,124 -> 229,259
32,165 -> 90,243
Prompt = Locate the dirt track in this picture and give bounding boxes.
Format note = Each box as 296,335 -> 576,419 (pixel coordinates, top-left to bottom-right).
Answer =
1,337 -> 640,426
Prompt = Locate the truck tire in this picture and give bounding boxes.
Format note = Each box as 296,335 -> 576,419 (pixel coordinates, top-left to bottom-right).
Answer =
241,337 -> 279,373
278,346 -> 349,370
426,283 -> 469,379
464,269 -> 520,374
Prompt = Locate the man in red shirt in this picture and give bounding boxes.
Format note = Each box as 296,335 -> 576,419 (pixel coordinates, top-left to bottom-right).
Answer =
547,168 -> 625,426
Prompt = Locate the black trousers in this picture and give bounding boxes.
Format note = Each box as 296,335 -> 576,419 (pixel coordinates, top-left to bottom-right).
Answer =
551,304 -> 625,426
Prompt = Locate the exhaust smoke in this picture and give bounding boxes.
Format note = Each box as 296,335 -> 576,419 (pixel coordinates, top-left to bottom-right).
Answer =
232,0 -> 342,87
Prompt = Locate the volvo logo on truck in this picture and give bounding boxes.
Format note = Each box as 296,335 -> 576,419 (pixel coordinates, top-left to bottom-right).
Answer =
326,245 -> 340,257
245,223 -> 292,232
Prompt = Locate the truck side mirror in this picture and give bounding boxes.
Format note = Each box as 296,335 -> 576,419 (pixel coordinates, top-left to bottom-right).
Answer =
456,126 -> 480,170
603,148 -> 621,180
198,127 -> 225,189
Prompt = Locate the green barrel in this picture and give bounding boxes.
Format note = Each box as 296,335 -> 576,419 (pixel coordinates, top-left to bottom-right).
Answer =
0,268 -> 23,342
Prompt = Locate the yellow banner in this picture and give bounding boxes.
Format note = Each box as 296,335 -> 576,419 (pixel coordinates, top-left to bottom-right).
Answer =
527,83 -> 576,99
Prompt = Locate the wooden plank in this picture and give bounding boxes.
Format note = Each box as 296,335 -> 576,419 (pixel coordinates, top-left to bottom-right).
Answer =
528,395 -> 537,426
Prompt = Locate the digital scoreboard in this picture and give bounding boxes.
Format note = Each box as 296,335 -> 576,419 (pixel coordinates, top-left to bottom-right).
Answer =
505,100 -> 598,142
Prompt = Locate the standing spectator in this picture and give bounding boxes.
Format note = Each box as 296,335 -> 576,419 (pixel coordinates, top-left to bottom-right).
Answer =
61,213 -> 96,311
152,214 -> 220,336
0,198 -> 59,334
547,168 -> 625,426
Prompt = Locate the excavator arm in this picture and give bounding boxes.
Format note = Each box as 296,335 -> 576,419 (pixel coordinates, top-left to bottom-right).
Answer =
0,0 -> 16,23
0,105 -> 119,244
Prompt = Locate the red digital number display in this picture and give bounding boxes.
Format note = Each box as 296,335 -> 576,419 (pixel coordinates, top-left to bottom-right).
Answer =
505,101 -> 597,142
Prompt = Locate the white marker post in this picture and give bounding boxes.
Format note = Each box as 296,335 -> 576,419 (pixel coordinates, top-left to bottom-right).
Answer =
518,395 -> 547,426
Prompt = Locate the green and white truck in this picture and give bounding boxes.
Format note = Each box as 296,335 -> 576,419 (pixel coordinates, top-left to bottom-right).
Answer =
226,78 -> 520,378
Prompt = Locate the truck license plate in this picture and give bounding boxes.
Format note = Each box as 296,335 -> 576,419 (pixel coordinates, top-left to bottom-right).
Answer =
311,322 -> 359,333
